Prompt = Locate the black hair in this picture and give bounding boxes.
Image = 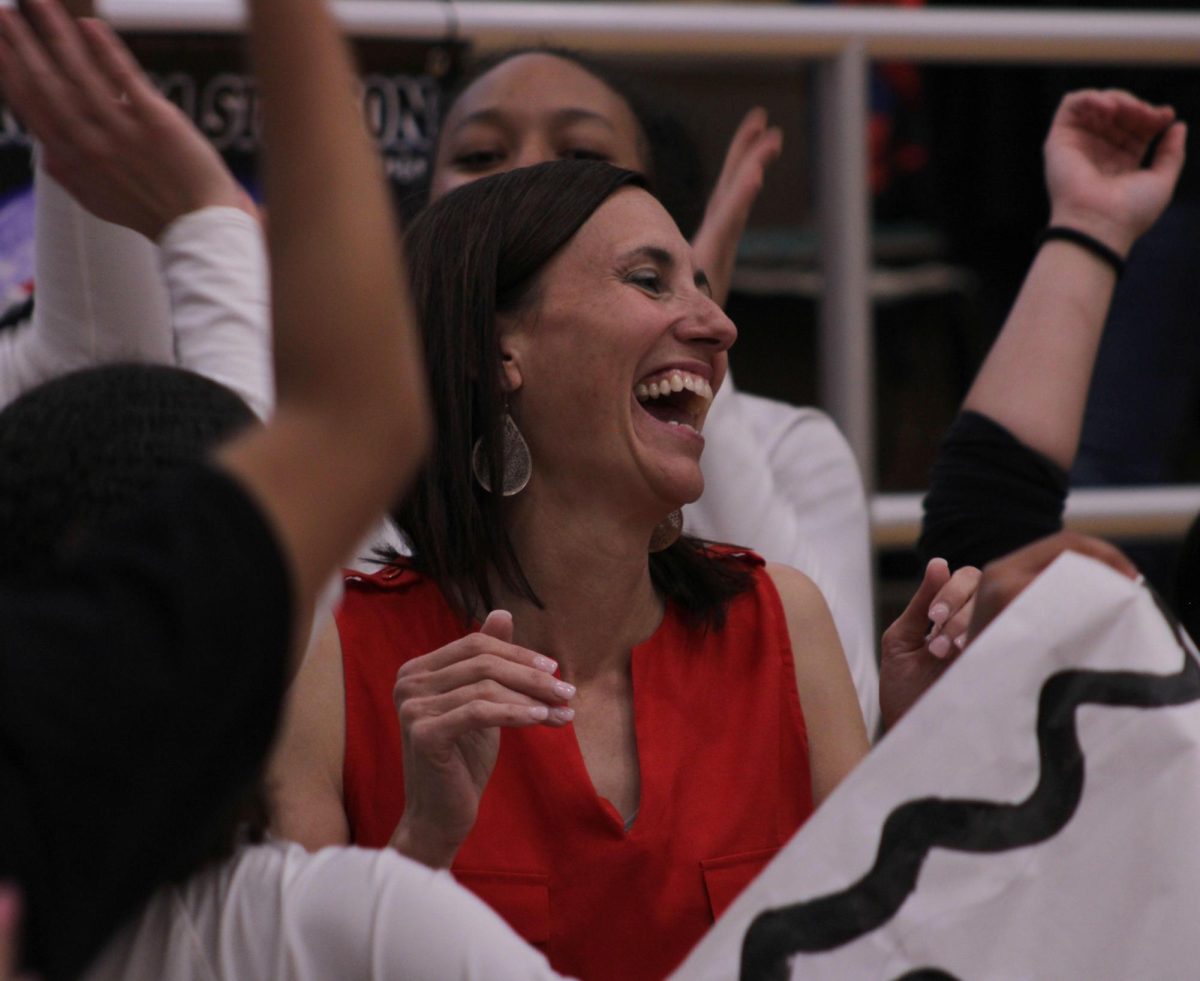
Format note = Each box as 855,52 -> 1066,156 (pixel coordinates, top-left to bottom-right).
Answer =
0,363 -> 255,583
0,362 -> 262,865
401,46 -> 707,238
392,159 -> 752,629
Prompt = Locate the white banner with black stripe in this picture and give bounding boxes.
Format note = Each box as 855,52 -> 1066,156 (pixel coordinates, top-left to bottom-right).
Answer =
672,551 -> 1200,981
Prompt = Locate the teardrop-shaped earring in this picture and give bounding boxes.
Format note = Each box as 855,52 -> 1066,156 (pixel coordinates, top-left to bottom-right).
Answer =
648,508 -> 683,552
471,412 -> 532,496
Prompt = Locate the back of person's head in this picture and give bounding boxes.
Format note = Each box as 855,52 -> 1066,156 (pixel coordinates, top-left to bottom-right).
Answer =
408,47 -> 706,236
0,363 -> 254,584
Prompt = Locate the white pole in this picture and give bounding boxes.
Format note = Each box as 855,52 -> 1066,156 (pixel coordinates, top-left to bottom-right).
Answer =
98,2 -> 1200,64
816,41 -> 873,484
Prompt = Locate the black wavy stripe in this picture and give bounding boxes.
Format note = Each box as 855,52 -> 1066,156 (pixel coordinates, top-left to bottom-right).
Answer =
740,594 -> 1200,981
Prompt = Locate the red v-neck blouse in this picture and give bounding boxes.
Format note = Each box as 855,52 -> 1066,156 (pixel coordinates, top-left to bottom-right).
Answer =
339,550 -> 813,981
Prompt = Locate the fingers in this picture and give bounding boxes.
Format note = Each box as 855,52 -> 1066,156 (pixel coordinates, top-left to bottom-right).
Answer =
967,531 -> 1138,641
0,0 -> 120,149
989,530 -> 1138,583
394,613 -> 575,731
885,557 -> 951,648
407,616 -> 555,675
715,108 -> 771,192
405,685 -> 574,745
20,0 -> 120,104
77,18 -> 160,113
926,564 -> 982,658
1149,120 -> 1188,184
692,107 -> 782,305
1059,88 -> 1175,156
403,647 -> 574,707
711,107 -> 783,209
477,608 -> 514,644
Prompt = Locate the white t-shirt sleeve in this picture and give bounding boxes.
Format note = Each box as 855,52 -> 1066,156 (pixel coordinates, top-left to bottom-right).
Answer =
689,377 -> 880,736
88,842 -> 573,981
158,207 -> 274,420
0,165 -> 174,406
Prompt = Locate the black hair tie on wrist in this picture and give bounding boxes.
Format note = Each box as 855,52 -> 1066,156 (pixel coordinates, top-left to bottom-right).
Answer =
1036,226 -> 1125,278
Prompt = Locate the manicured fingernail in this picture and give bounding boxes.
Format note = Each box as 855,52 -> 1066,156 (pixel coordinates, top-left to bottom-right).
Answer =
553,680 -> 576,699
955,634 -> 967,650
929,603 -> 950,624
529,705 -> 549,721
551,706 -> 575,723
533,655 -> 558,673
929,635 -> 952,659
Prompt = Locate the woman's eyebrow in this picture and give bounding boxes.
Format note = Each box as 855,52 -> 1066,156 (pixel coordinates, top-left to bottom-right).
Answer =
447,107 -> 514,136
616,245 -> 674,269
548,107 -> 618,132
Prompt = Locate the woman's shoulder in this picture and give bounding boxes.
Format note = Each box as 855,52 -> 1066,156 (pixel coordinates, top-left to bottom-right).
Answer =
762,561 -> 835,629
337,562 -> 465,645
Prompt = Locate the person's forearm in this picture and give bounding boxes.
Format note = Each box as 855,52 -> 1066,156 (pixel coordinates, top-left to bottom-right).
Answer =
248,0 -> 424,429
218,0 -> 429,637
962,243 -> 1116,472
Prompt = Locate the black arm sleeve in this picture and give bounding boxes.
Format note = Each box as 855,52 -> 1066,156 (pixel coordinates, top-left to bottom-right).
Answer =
0,463 -> 292,981
919,410 -> 1069,570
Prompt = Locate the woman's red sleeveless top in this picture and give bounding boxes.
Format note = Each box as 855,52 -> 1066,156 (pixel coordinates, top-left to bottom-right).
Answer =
339,551 -> 813,981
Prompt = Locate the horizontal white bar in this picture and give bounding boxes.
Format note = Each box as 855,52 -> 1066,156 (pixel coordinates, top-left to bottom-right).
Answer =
95,2 -> 1200,64
872,487 -> 1200,549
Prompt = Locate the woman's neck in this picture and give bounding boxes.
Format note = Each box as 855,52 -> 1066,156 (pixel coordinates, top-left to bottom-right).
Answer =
491,489 -> 666,684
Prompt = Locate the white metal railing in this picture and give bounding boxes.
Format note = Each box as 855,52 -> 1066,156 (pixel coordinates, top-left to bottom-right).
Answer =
98,1 -> 1200,547
873,488 -> 1200,550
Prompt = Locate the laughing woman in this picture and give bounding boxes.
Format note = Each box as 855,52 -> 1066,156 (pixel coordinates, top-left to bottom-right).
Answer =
269,160 -> 869,981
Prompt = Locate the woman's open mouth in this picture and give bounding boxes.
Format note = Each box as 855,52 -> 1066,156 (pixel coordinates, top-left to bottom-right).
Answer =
634,369 -> 713,435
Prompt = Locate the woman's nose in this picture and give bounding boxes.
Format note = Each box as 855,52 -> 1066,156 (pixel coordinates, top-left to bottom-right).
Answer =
675,297 -> 738,353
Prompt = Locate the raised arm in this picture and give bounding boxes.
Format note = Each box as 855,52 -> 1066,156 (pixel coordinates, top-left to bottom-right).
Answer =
5,0 -> 429,636
691,107 -> 783,307
921,90 -> 1186,569
215,0 -> 430,631
0,0 -> 272,415
962,89 -> 1185,470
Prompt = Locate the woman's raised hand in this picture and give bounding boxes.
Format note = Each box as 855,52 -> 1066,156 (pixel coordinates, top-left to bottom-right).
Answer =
389,610 -> 575,868
1044,89 -> 1187,258
0,0 -> 253,240
879,558 -> 982,731
691,107 -> 783,307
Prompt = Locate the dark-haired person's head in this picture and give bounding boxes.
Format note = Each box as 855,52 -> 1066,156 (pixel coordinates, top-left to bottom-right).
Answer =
418,49 -> 706,237
395,159 -> 750,627
0,363 -> 261,867
0,363 -> 254,583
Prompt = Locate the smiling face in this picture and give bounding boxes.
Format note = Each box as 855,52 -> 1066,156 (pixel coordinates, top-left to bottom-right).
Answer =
431,53 -> 648,200
499,187 -> 736,517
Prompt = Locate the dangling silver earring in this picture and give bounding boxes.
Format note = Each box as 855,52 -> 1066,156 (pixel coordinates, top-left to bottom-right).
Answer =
648,508 -> 683,552
472,412 -> 532,496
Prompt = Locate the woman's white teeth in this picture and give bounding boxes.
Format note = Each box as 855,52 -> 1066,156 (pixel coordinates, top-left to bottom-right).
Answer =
634,372 -> 713,403
667,420 -> 698,432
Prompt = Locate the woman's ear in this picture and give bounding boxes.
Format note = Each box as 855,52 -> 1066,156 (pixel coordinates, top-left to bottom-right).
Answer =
498,316 -> 526,394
